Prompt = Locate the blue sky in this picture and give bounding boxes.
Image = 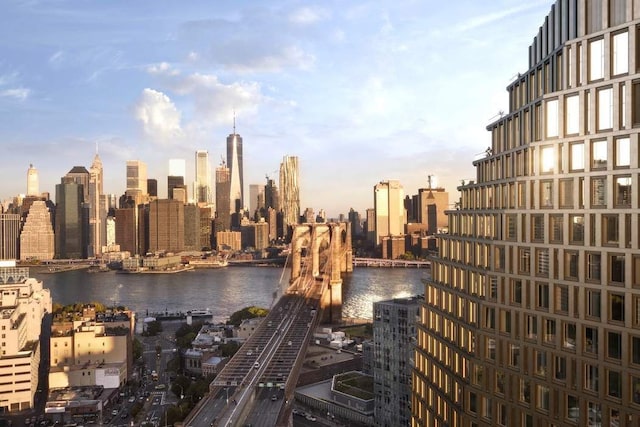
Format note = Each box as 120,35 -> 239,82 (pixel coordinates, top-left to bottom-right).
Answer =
0,0 -> 552,217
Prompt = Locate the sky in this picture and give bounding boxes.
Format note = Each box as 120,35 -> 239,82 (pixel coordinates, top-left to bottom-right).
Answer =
0,0 -> 554,218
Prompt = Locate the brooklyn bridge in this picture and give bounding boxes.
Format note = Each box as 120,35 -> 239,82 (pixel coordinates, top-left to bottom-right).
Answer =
184,222 -> 352,427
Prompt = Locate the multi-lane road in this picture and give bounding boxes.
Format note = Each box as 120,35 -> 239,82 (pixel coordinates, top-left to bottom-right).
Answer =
185,292 -> 319,427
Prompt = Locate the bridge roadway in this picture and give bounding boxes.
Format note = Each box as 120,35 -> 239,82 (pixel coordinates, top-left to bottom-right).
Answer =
185,291 -> 319,427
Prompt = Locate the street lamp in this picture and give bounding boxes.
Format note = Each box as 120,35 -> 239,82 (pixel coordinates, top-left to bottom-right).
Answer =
225,387 -> 228,404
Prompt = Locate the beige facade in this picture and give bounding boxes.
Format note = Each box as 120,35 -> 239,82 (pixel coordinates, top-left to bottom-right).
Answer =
374,180 -> 406,245
20,200 -> 55,261
49,320 -> 130,390
413,2 -> 640,427
0,265 -> 51,413
216,231 -> 241,251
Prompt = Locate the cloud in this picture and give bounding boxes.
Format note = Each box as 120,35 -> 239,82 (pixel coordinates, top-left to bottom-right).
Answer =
145,63 -> 268,127
49,50 -> 64,65
289,6 -> 328,25
134,88 -> 183,144
0,87 -> 30,100
147,62 -> 179,76
454,2 -> 549,33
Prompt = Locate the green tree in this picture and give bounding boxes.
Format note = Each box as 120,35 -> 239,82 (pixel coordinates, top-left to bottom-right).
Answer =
219,341 -> 240,357
132,338 -> 143,361
227,306 -> 269,327
144,320 -> 162,336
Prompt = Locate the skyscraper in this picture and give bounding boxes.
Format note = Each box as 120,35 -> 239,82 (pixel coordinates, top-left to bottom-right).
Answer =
19,201 -> 54,261
0,214 -> 20,260
26,164 -> 38,197
215,163 -> 231,232
373,180 -> 405,245
413,2 -> 640,426
88,154 -> 105,257
248,184 -> 263,217
226,124 -> 244,213
126,160 -> 148,204
279,155 -> 300,231
195,150 -> 212,205
55,178 -> 86,259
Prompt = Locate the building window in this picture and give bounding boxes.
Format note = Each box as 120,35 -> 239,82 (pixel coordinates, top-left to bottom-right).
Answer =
591,139 -> 607,169
608,331 -> 622,359
614,175 -> 632,206
563,322 -> 576,349
585,326 -> 599,354
536,249 -> 549,277
509,343 -> 520,367
632,376 -> 640,404
570,141 -> 584,170
506,214 -> 517,240
544,318 -> 556,344
615,137 -> 630,167
550,214 -> 563,243
585,364 -> 599,392
633,255 -> 640,288
589,38 -> 604,81
597,87 -> 614,130
540,180 -> 553,208
612,31 -> 629,76
609,293 -> 625,322
565,250 -> 579,280
566,95 -> 580,135
532,214 -> 544,242
555,355 -> 567,381
560,178 -> 574,207
511,279 -> 522,304
587,253 -> 602,282
536,384 -> 550,411
519,248 -> 531,274
535,350 -> 547,376
608,369 -> 622,398
591,176 -> 607,207
537,282 -> 549,309
603,214 -> 619,245
526,315 -> 537,340
610,254 -> 625,284
633,336 -> 640,365
569,214 -> 584,244
555,285 -> 569,313
519,378 -> 531,404
546,100 -> 559,138
586,289 -> 601,318
633,81 -> 640,127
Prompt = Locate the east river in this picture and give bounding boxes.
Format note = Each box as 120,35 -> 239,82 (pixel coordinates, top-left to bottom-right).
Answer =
32,266 -> 427,323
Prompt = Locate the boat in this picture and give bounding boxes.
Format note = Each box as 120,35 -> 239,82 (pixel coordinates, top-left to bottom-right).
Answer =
188,258 -> 229,269
187,309 -> 213,318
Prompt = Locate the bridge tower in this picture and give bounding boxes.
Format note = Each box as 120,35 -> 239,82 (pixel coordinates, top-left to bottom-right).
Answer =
290,222 -> 352,323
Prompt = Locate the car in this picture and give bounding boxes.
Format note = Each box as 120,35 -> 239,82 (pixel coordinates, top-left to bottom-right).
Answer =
253,362 -> 260,369
305,415 -> 316,422
120,413 -> 127,419
155,384 -> 166,390
246,350 -> 253,356
111,410 -> 118,416
271,395 -> 277,401
128,396 -> 135,403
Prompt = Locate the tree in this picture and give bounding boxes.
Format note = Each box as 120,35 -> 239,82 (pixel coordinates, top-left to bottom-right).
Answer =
227,306 -> 269,327
144,320 -> 162,336
132,338 -> 143,361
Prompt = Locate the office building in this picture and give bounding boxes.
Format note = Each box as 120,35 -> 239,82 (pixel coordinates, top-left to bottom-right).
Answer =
27,164 -> 39,196
215,164 -> 231,232
279,155 -> 300,232
20,200 -> 55,261
55,178 -> 87,259
148,199 -> 184,254
147,178 -> 158,199
0,262 -> 52,413
373,180 -> 405,246
88,154 -> 105,257
414,186 -> 449,233
216,231 -> 241,251
115,208 -> 137,256
413,2 -> 640,426
125,160 -> 147,205
249,184 -> 263,217
0,214 -> 20,260
227,124 -> 244,212
195,150 -> 212,205
184,204 -> 201,252
65,166 -> 90,203
373,296 -> 421,427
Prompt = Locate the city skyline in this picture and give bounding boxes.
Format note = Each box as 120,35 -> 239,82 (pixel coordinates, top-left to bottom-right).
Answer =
0,0 -> 552,216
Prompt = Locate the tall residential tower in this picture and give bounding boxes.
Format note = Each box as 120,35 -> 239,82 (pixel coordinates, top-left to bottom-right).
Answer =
413,2 -> 640,426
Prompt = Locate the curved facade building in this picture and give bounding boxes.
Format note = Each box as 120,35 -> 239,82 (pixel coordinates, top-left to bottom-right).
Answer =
413,1 -> 640,426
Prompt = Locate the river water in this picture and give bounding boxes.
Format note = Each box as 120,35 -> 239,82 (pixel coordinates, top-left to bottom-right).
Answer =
32,266 -> 428,323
